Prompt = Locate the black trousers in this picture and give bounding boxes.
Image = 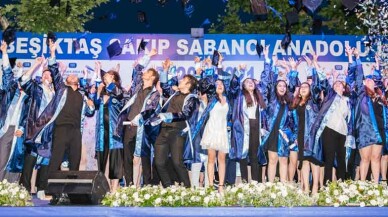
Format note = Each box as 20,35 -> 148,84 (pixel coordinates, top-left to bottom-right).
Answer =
240,119 -> 262,182
123,126 -> 153,186
322,127 -> 346,184
48,125 -> 82,172
154,127 -> 190,188
19,153 -> 49,192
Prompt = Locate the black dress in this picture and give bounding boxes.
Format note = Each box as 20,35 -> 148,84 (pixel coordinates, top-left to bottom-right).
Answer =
97,102 -> 123,179
372,99 -> 385,146
296,104 -> 306,161
265,104 -> 286,153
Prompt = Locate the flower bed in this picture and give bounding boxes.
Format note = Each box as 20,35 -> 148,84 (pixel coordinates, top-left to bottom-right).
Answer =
317,180 -> 388,207
0,179 -> 32,206
102,180 -> 388,207
102,181 -> 314,207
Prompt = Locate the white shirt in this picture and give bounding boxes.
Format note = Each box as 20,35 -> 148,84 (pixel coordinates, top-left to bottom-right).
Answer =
326,95 -> 350,135
245,93 -> 258,119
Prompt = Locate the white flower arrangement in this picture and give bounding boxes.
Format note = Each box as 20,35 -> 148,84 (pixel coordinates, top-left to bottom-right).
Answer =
102,181 -> 313,207
317,180 -> 388,207
0,179 -> 32,206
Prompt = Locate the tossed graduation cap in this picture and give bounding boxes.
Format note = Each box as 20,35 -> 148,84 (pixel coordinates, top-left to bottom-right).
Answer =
137,38 -> 148,53
107,40 -> 123,58
2,26 -> 16,45
46,31 -> 56,46
137,10 -> 147,23
72,32 -> 88,51
211,50 -> 221,66
256,40 -> 264,58
9,57 -> 17,69
281,31 -> 292,50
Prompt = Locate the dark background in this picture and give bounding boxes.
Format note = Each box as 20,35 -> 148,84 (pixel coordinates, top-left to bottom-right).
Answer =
0,0 -> 227,33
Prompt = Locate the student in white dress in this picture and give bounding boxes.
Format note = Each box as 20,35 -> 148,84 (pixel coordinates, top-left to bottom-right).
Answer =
200,80 -> 230,191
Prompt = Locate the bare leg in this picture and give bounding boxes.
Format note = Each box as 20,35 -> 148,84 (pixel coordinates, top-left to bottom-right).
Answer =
371,145 -> 382,183
381,155 -> 388,181
268,151 -> 279,182
359,146 -> 372,181
311,163 -> 320,195
133,156 -> 142,187
279,157 -> 288,182
301,161 -> 310,193
207,149 -> 216,187
217,152 -> 226,193
288,151 -> 298,182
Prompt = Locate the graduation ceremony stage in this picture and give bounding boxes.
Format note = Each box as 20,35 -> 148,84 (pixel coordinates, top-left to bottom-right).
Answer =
1,198 -> 387,217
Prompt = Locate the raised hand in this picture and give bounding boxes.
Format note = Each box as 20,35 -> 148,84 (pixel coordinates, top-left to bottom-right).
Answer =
345,45 -> 353,57
0,41 -> 7,53
162,58 -> 171,71
49,40 -> 57,56
352,48 -> 359,59
149,48 -> 157,57
194,56 -> 201,63
288,57 -> 298,71
303,55 -> 312,67
263,45 -> 270,59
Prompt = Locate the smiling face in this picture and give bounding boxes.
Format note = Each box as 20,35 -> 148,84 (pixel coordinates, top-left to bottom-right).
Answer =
276,81 -> 287,96
364,78 -> 375,91
333,81 -> 345,95
215,80 -> 225,95
243,78 -> 255,92
299,83 -> 310,98
103,73 -> 114,85
41,70 -> 52,84
178,77 -> 191,92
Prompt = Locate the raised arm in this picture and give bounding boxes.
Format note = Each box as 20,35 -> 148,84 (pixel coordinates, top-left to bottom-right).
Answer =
0,41 -> 13,91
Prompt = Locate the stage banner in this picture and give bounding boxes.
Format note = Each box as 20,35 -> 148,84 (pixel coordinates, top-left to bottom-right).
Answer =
0,32 -> 385,86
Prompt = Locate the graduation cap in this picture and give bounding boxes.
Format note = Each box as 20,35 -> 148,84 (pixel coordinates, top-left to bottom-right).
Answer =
211,50 -> 221,66
256,40 -> 264,58
50,0 -> 60,7
281,31 -> 292,50
46,31 -> 56,46
137,38 -> 148,53
72,32 -> 88,51
9,57 -> 17,69
2,26 -> 16,45
107,40 -> 123,58
137,11 -> 147,23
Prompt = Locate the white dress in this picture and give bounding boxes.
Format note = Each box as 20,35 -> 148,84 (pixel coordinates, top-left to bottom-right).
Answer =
200,101 -> 229,153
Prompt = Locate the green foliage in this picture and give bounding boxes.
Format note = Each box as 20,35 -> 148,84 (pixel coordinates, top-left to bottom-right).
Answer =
0,0 -> 108,33
317,0 -> 367,35
209,0 -> 368,35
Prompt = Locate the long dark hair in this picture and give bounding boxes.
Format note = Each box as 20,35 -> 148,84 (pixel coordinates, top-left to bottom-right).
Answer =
102,70 -> 123,96
365,86 -> 388,106
242,78 -> 266,109
215,79 -> 225,103
290,82 -> 311,109
276,80 -> 292,105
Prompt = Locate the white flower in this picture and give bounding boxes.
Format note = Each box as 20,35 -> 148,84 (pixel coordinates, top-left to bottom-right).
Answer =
204,196 -> 210,204
181,192 -> 187,197
19,193 -> 25,199
270,193 -> 276,199
333,190 -> 339,196
112,200 -> 119,207
155,198 -> 162,204
144,194 -> 151,200
370,199 -> 377,206
133,192 -> 139,199
199,190 -> 205,196
281,190 -> 288,197
238,193 -> 244,199
334,203 -> 340,207
349,184 -> 357,191
367,190 -> 374,196
161,189 -> 167,195
326,198 -> 332,204
360,202 -> 365,207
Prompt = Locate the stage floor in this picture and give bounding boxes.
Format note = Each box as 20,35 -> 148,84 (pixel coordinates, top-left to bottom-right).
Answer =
0,198 -> 388,217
